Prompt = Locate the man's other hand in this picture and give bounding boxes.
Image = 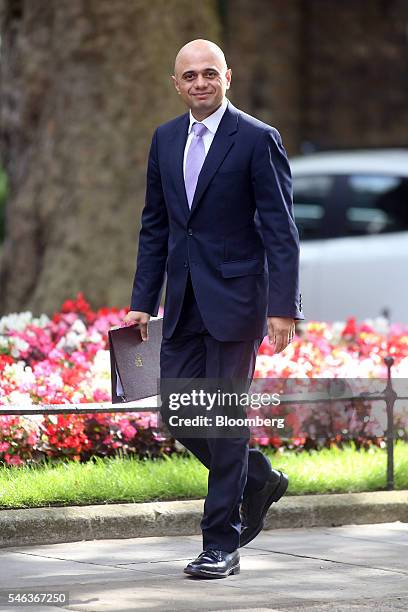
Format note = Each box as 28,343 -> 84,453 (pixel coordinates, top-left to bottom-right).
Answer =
267,317 -> 295,353
123,310 -> 151,341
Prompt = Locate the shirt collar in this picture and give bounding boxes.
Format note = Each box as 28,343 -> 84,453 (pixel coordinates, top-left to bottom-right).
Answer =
188,97 -> 229,135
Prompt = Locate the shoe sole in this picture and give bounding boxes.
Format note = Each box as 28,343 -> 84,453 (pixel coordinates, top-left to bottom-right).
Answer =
239,471 -> 289,548
184,563 -> 240,578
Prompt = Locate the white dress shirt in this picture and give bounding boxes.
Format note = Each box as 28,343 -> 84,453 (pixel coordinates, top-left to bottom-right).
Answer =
183,97 -> 229,178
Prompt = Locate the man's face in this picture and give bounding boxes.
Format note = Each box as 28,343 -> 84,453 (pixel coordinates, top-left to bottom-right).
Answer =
172,49 -> 231,119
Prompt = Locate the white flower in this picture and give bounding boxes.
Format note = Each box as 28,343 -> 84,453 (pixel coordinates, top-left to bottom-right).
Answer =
78,349 -> 111,395
0,311 -> 50,334
366,316 -> 390,335
87,331 -> 104,344
64,330 -> 86,349
331,321 -> 345,343
0,336 -> 10,350
48,372 -> 64,389
70,319 -> 87,334
71,391 -> 85,403
4,390 -> 34,406
10,337 -> 30,358
4,361 -> 31,381
92,349 -> 111,374
56,337 -> 67,350
393,357 -> 408,377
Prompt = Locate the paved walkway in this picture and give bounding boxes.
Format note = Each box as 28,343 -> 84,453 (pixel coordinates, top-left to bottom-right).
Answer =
0,522 -> 407,611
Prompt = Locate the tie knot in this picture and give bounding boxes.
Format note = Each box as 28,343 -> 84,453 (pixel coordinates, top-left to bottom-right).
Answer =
192,122 -> 207,138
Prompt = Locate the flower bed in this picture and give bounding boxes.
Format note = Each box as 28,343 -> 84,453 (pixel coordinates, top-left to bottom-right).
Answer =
1,293 -> 408,465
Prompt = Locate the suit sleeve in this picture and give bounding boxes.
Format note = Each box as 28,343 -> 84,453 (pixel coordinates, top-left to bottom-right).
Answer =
129,128 -> 169,315
251,128 -> 304,320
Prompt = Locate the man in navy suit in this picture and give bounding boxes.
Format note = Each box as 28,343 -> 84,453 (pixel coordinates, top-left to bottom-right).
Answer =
125,39 -> 304,578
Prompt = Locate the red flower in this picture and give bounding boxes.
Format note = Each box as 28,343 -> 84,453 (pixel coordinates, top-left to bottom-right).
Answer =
0,355 -> 14,372
269,435 -> 282,448
341,317 -> 357,337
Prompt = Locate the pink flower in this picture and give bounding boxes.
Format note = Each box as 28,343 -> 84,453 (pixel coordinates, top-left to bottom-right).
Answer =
123,425 -> 137,440
4,453 -> 23,466
254,436 -> 270,446
27,433 -> 38,446
93,389 -> 110,402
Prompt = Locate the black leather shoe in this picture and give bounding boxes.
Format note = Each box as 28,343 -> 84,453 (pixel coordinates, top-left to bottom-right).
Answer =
184,549 -> 240,578
239,469 -> 288,547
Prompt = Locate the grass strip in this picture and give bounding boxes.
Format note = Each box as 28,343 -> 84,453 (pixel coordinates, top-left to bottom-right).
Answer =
0,442 -> 407,509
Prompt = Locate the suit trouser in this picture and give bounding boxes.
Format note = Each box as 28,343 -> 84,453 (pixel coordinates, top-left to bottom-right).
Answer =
160,271 -> 272,552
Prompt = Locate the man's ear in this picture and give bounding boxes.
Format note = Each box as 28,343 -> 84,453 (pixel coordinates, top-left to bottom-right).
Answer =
171,75 -> 180,94
225,68 -> 232,89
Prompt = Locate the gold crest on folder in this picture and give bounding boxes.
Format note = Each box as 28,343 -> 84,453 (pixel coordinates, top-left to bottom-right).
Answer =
134,354 -> 143,367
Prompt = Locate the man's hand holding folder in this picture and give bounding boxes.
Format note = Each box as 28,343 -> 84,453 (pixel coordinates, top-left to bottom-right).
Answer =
122,310 -> 151,341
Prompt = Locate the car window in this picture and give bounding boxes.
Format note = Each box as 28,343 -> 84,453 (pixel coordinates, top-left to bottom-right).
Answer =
345,175 -> 408,235
293,175 -> 334,240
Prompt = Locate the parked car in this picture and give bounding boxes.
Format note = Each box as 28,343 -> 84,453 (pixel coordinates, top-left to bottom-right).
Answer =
290,149 -> 408,324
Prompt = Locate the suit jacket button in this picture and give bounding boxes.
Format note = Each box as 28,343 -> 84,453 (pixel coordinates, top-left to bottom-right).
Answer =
187,228 -> 193,235
184,262 -> 188,268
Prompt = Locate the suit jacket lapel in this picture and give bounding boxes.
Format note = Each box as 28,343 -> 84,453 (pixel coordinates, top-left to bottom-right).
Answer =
188,101 -> 239,219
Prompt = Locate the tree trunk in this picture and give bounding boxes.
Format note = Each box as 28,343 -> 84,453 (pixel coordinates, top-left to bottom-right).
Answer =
225,0 -> 408,153
224,0 -> 303,155
0,0 -> 220,315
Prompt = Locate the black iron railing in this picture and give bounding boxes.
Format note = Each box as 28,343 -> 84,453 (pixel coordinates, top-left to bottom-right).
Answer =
0,356 -> 406,489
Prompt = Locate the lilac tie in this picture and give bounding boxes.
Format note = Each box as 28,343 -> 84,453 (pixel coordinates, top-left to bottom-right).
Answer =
184,122 -> 207,208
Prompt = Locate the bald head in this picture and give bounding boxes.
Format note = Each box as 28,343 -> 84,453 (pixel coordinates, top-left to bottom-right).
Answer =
174,39 -> 227,76
172,39 -> 231,121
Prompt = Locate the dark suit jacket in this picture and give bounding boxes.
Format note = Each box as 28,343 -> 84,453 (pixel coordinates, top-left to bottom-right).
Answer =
130,100 -> 304,341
